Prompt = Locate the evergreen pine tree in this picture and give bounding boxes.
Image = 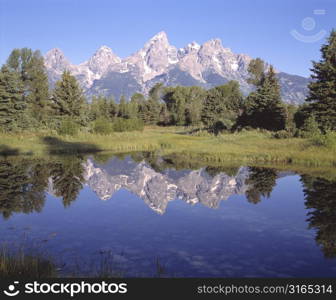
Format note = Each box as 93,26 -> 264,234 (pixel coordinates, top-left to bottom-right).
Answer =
158,103 -> 170,125
146,96 -> 160,125
107,96 -> 118,119
118,95 -> 128,118
241,64 -> 286,131
306,30 -> 336,131
52,70 -> 86,123
128,96 -> 139,119
145,83 -> 163,125
294,104 -> 311,129
138,100 -> 150,124
6,48 -> 50,123
89,95 -> 116,121
89,96 -> 101,121
201,88 -> 221,127
0,66 -> 25,132
25,50 -> 50,121
131,93 -> 146,120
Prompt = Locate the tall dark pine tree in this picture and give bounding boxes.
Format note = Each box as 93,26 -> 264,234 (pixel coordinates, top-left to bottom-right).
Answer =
118,95 -> 128,118
107,97 -> 118,119
90,95 -> 117,121
241,63 -> 286,131
138,100 -> 150,124
306,30 -> 336,131
6,48 -> 50,122
52,70 -> 86,122
0,66 -> 25,131
25,51 -> 50,121
131,93 -> 146,121
146,83 -> 163,125
146,97 -> 160,125
159,103 -> 170,125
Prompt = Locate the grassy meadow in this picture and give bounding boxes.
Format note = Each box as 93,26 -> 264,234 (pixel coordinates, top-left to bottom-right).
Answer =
0,126 -> 335,168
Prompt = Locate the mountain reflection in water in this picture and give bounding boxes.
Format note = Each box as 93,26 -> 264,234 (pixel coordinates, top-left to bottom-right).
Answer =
0,152 -> 336,276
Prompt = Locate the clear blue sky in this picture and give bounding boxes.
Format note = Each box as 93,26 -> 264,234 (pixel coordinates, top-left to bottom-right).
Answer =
0,0 -> 335,77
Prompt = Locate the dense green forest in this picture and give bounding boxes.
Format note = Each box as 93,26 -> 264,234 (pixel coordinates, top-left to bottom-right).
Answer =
0,30 -> 335,140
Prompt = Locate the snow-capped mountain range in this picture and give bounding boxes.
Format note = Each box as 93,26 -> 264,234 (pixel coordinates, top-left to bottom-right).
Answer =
44,31 -> 310,104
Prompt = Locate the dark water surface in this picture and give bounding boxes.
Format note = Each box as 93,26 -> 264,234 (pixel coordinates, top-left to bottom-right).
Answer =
0,152 -> 335,277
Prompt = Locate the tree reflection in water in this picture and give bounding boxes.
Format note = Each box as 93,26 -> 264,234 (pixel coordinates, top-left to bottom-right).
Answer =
245,167 -> 277,204
301,175 -> 336,258
0,156 -> 85,218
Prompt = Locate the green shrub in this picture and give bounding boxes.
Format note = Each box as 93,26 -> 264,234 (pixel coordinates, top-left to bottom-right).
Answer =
273,130 -> 293,139
92,118 -> 113,135
310,131 -> 336,149
298,115 -> 321,138
213,120 -> 226,135
112,118 -> 125,132
212,119 -> 233,135
58,119 -> 80,136
113,118 -> 144,132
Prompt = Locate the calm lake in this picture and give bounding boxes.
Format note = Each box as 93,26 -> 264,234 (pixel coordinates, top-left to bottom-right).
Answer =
0,152 -> 336,277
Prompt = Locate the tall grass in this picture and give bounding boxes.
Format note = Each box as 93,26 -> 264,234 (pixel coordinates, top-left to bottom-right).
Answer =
0,246 -> 170,278
0,247 -> 57,278
0,127 -> 335,167
310,131 -> 336,149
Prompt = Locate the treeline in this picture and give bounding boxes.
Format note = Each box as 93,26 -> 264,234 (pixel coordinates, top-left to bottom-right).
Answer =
0,30 -> 335,136
0,49 -> 145,135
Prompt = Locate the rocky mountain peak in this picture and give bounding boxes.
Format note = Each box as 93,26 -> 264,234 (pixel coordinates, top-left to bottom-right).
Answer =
180,42 -> 201,55
208,38 -> 222,45
141,31 -> 172,54
148,31 -> 169,43
84,45 -> 121,75
200,38 -> 233,56
97,45 -> 113,52
124,31 -> 178,82
202,38 -> 225,50
188,41 -> 201,50
44,32 -> 310,104
44,48 -> 70,70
